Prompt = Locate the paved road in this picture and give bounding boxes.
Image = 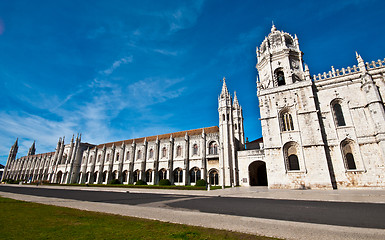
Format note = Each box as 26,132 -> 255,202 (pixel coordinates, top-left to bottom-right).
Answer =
1,185 -> 384,229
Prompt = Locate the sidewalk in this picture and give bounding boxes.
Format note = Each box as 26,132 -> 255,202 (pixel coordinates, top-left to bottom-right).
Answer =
10,184 -> 385,203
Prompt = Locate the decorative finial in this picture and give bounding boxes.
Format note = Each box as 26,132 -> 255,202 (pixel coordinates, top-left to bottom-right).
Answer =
271,22 -> 277,32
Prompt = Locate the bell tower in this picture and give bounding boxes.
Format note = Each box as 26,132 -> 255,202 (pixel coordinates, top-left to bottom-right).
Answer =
256,24 -> 307,90
256,25 -> 332,189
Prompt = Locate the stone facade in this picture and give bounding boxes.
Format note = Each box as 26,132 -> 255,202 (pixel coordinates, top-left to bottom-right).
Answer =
2,79 -> 245,187
3,25 -> 385,189
255,25 -> 385,189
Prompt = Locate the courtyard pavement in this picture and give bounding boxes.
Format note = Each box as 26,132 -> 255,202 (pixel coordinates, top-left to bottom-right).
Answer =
1,184 -> 385,240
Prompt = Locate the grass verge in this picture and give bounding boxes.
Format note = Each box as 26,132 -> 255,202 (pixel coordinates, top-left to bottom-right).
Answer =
0,196 -> 280,240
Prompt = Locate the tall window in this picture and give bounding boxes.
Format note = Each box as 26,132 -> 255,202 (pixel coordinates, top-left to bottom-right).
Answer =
176,146 -> 182,157
332,101 -> 346,127
102,171 -> 107,182
116,153 -> 119,162
209,170 -> 219,185
209,142 -> 218,155
275,69 -> 285,86
193,144 -> 198,155
162,147 -> 167,158
145,170 -> 152,183
133,170 -> 140,182
126,151 -> 130,161
137,150 -> 142,159
284,142 -> 300,171
159,168 -> 167,180
281,112 -> 294,131
174,168 -> 183,183
97,155 -> 101,163
190,167 -> 201,183
149,149 -> 154,159
341,140 -> 357,170
89,156 -> 93,164
106,153 -> 110,162
122,170 -> 128,182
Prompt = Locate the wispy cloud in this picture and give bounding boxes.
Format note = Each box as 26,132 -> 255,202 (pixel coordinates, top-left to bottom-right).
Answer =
127,77 -> 185,108
0,19 -> 4,35
102,56 -> 133,75
153,49 -> 179,56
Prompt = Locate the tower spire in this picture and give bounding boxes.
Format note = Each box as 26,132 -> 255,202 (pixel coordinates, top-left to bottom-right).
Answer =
233,91 -> 240,108
28,140 -> 36,156
220,77 -> 230,97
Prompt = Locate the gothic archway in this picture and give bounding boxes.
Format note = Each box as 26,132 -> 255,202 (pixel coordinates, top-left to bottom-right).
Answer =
248,161 -> 268,186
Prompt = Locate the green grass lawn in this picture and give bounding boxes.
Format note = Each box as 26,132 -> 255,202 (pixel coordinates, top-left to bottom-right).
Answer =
0,196 -> 280,240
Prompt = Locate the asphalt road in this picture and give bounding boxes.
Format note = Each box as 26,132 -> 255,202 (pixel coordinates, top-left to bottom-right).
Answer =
1,185 -> 384,229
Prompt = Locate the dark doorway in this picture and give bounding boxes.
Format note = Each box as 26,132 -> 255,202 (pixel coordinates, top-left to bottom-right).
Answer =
249,161 -> 268,186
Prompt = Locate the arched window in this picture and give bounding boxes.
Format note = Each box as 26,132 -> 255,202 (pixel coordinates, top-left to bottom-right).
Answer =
174,168 -> 183,183
93,171 -> 98,184
193,144 -> 198,155
209,169 -> 219,185
222,114 -> 225,122
112,170 -> 118,180
145,170 -> 152,183
126,151 -> 130,161
137,150 -> 142,160
116,153 -> 119,162
106,153 -> 110,162
332,101 -> 346,127
133,170 -> 140,182
190,167 -> 201,183
159,168 -> 167,180
275,68 -> 285,86
89,156 -> 93,164
162,147 -> 167,158
235,124 -> 237,130
82,156 -> 86,163
122,170 -> 128,183
341,140 -> 357,170
288,155 -> 300,171
149,149 -> 154,159
209,142 -> 218,155
102,171 -> 107,182
176,146 -> 182,157
97,155 -> 101,163
284,142 -> 300,171
281,111 -> 294,131
86,172 -> 90,183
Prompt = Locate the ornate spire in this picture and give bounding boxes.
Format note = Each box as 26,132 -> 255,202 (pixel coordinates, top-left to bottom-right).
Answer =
13,138 -> 18,148
220,77 -> 230,98
233,91 -> 240,108
28,141 -> 36,156
356,51 -> 366,72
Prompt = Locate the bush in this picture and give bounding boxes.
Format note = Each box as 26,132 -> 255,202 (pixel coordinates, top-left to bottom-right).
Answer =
110,179 -> 121,184
135,180 -> 147,185
4,179 -> 21,184
158,179 -> 171,186
195,179 -> 207,187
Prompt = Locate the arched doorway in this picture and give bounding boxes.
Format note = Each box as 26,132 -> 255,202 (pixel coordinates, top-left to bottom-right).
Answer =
56,171 -> 63,184
248,161 -> 268,186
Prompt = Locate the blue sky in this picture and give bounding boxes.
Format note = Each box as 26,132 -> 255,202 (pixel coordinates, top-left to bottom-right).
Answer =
1,0 -> 385,164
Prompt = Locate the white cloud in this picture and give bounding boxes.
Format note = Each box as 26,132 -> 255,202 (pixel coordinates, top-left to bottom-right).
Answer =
102,56 -> 133,75
127,77 -> 185,107
153,49 -> 179,56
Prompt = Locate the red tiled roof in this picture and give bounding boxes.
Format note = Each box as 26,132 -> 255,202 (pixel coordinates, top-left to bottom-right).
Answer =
96,126 -> 219,148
